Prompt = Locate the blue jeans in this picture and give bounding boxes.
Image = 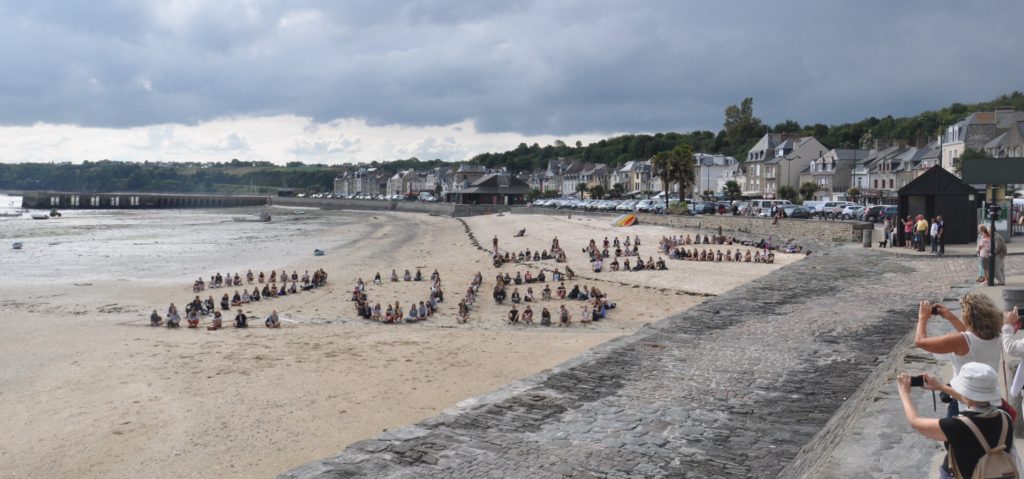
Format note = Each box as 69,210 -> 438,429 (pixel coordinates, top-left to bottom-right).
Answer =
930,235 -> 937,253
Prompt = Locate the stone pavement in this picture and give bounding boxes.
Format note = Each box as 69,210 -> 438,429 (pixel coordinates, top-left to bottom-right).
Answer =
279,246 -> 981,479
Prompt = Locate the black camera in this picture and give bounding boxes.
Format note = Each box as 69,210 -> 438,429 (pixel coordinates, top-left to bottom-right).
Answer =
931,305 -> 941,315
910,375 -> 925,387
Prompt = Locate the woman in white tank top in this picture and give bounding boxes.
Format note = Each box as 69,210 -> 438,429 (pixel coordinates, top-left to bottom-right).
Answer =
915,292 -> 1004,415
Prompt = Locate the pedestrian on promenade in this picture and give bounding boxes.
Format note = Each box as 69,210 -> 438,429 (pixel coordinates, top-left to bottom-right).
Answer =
978,225 -> 992,283
896,362 -> 1019,479
994,228 -> 1007,286
915,215 -> 929,252
936,216 -> 945,256
915,295 -> 1004,417
883,218 -> 893,248
930,217 -> 940,254
903,216 -> 914,248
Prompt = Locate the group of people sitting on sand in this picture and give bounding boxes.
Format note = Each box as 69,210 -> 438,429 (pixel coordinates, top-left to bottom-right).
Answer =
154,268 -> 328,330
599,256 -> 668,272
149,302 -> 283,330
355,269 -> 444,324
668,247 -> 775,263
195,269 -> 327,293
506,282 -> 616,327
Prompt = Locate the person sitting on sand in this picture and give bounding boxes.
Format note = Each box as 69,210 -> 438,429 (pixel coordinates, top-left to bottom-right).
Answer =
457,300 -> 469,323
565,266 -> 575,280
204,296 -> 215,312
556,282 -> 567,299
524,287 -> 534,302
419,301 -> 429,319
542,284 -> 552,300
384,304 -> 395,323
264,310 -> 280,328
388,269 -> 398,282
511,287 -> 521,304
231,291 -> 242,307
405,303 -> 419,323
567,284 -> 580,300
551,268 -> 561,282
592,257 -> 603,273
258,271 -> 265,284
508,304 -> 519,324
207,311 -> 222,330
241,290 -> 251,303
513,271 -> 523,285
540,307 -> 552,326
403,269 -> 411,281
371,303 -> 382,321
219,293 -> 229,311
559,305 -> 571,327
656,257 -> 667,270
493,284 -> 507,304
744,251 -> 752,262
412,268 -> 422,282
753,250 -> 761,263
580,303 -> 592,324
150,310 -> 163,327
277,283 -> 287,297
536,270 -> 546,283
623,258 -> 631,270
260,283 -> 271,298
234,309 -> 248,328
165,303 -> 181,327
187,309 -> 200,328
373,272 -> 382,285
289,282 -> 298,294
522,305 -> 534,325
633,258 -> 645,271
524,271 -> 533,283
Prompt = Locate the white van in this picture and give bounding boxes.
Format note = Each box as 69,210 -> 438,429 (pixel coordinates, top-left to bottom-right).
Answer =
750,199 -> 792,210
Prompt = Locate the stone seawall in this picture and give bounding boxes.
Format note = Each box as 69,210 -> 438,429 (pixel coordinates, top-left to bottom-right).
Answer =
279,249 -> 958,478
511,207 -> 872,244
272,197 -> 509,217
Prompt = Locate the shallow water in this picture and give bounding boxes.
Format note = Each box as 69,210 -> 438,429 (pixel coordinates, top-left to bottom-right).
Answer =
0,208 -> 359,286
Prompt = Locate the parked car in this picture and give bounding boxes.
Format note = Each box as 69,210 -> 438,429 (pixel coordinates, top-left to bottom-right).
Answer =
879,205 -> 899,222
863,204 -> 894,222
781,205 -> 811,219
839,205 -> 865,220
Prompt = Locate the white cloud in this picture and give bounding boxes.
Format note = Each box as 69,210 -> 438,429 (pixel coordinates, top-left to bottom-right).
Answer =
0,115 -> 611,165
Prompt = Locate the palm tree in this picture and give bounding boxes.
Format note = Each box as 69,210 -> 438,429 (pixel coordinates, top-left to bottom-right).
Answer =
670,144 -> 696,205
651,144 -> 696,213
651,152 -> 676,213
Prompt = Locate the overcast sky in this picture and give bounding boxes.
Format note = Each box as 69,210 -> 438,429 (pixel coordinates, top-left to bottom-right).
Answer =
0,0 -> 1021,165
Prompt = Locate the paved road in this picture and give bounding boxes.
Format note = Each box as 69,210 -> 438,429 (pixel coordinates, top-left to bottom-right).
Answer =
280,246 -> 979,478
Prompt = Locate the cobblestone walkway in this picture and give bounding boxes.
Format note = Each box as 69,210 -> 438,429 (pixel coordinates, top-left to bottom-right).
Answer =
280,246 -> 977,479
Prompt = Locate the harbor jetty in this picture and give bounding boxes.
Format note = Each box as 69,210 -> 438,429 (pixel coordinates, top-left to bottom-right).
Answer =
20,191 -> 269,209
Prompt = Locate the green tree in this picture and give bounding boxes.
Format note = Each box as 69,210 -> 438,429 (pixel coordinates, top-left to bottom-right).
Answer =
777,185 -> 800,203
846,187 -> 861,202
611,183 -> 624,198
589,184 -> 606,199
722,180 -> 742,200
652,144 -> 696,212
799,181 -> 819,201
723,97 -> 765,157
527,188 -> 542,201
576,182 -> 588,198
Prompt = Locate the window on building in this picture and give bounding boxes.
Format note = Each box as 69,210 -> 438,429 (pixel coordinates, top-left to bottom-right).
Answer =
874,180 -> 878,189
888,179 -> 893,189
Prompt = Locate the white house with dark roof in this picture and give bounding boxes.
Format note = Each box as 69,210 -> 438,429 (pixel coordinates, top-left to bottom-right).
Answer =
941,108 -> 1024,172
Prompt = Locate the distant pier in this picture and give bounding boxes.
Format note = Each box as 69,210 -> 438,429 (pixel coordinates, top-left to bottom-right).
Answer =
21,191 -> 269,209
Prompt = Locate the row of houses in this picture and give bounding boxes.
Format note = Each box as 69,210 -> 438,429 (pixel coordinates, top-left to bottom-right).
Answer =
517,153 -> 739,198
728,108 -> 1024,203
332,108 -> 1024,204
333,164 -> 492,197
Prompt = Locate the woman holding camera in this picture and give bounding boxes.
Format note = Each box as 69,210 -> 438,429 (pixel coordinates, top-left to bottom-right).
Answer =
898,362 -> 1017,478
915,293 -> 1004,416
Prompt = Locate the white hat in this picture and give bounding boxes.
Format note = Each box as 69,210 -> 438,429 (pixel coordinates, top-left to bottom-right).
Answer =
950,362 -> 1002,404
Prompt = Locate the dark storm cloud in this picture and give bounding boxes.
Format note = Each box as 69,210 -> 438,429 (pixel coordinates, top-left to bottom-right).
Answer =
0,0 -> 1022,135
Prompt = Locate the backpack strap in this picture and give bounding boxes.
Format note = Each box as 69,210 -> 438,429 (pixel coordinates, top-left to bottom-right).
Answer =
956,411 -> 1009,453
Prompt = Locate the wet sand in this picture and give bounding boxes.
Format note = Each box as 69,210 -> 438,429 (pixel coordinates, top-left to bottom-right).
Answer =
0,207 -> 801,478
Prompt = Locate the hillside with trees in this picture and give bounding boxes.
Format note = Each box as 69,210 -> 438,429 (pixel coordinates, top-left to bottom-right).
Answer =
1,92 -> 1021,194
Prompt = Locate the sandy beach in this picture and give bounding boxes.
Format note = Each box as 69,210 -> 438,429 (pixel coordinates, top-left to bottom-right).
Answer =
0,206 -> 801,478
